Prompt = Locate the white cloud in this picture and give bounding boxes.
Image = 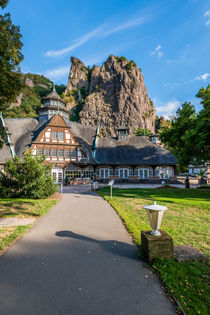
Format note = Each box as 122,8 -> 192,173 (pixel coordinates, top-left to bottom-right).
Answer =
195,73 -> 210,81
163,82 -> 181,88
44,66 -> 69,79
166,56 -> 185,64
154,99 -> 180,118
150,45 -> 163,58
45,26 -> 104,57
44,43 -> 129,80
204,10 -> 210,25
45,14 -> 148,58
166,49 -> 191,64
103,16 -> 146,36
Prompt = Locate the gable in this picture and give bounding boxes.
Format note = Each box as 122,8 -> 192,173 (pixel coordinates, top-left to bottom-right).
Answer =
33,114 -> 79,146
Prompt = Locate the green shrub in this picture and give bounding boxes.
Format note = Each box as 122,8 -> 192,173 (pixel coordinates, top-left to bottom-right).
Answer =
116,56 -> 127,62
134,128 -> 153,137
149,98 -> 154,107
0,152 -> 57,198
126,60 -> 137,70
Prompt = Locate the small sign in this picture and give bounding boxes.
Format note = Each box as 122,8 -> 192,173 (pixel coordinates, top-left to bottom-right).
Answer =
108,180 -> 114,186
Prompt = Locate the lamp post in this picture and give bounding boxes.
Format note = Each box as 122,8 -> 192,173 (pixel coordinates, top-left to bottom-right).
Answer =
108,180 -> 114,199
143,201 -> 167,236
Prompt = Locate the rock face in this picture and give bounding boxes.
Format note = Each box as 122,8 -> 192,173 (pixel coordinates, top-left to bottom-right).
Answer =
10,93 -> 23,108
66,57 -> 89,96
24,77 -> 34,88
65,55 -> 156,136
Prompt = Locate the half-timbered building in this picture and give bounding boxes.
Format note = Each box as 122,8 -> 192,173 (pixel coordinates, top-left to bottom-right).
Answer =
0,88 -> 177,184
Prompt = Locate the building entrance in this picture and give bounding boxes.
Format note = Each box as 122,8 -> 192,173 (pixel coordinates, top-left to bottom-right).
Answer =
52,167 -> 63,183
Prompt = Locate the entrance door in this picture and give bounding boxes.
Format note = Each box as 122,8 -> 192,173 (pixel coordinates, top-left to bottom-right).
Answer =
52,168 -> 63,183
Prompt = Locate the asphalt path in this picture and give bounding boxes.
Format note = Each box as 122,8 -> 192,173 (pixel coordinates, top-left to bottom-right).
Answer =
0,185 -> 176,315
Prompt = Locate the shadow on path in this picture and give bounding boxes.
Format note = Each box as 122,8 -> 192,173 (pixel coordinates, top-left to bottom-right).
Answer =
56,230 -> 140,261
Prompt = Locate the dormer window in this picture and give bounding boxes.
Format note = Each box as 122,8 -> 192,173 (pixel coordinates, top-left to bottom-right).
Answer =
117,126 -> 128,141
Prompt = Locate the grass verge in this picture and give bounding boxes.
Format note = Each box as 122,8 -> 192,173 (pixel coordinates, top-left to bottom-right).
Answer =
98,187 -> 210,315
0,197 -> 58,255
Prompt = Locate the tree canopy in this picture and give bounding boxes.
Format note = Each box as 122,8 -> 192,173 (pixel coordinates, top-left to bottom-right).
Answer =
0,13 -> 23,112
135,128 -> 153,137
0,152 -> 57,198
0,0 -> 9,9
159,85 -> 210,171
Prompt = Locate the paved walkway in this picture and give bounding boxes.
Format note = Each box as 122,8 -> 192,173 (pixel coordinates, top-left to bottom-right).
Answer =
0,217 -> 36,227
0,186 -> 176,315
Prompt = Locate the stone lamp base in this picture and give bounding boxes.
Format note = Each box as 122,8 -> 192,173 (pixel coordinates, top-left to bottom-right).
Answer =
141,230 -> 174,264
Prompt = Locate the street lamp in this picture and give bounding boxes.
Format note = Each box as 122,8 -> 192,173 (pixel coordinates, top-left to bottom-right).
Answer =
143,201 -> 167,236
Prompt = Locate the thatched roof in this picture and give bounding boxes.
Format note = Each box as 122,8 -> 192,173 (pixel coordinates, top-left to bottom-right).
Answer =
95,136 -> 177,165
0,115 -> 177,166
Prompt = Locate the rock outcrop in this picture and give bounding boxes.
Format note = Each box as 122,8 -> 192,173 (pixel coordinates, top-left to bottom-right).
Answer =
66,57 -> 89,95
65,55 -> 156,136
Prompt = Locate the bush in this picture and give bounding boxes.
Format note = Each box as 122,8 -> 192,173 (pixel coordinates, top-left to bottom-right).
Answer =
0,152 -> 57,198
126,60 -> 137,70
116,56 -> 127,62
135,128 -> 152,137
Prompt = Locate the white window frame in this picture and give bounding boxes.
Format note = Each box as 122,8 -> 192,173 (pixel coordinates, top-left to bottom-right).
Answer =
58,132 -> 64,140
134,167 -> 153,179
52,131 -> 57,140
38,148 -> 44,156
99,168 -> 111,179
155,167 -> 174,179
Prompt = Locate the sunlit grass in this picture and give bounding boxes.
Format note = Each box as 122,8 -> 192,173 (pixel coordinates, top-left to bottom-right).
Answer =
0,198 -> 58,255
98,187 -> 210,314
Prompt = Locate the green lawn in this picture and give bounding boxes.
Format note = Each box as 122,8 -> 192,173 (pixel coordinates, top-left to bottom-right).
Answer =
0,197 -> 58,255
98,187 -> 210,315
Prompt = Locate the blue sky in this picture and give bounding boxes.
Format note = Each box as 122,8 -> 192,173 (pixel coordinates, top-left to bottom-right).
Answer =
1,0 -> 210,117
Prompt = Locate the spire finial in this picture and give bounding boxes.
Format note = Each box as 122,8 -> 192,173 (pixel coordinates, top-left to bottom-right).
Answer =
121,113 -> 124,126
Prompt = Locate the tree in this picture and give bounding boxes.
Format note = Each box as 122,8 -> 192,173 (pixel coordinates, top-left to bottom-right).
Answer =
159,86 -> 210,171
0,152 -> 57,198
0,0 -> 9,8
135,128 -> 153,137
191,85 -> 210,164
155,116 -> 171,133
55,84 -> 66,95
0,13 -> 23,112
159,102 -> 196,170
0,6 -> 23,148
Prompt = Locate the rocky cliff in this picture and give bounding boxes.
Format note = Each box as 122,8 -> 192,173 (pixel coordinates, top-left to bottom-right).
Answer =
65,55 -> 156,136
4,74 -> 66,118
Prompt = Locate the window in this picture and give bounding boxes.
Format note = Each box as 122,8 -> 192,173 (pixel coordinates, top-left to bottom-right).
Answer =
98,167 -> 113,179
59,150 -> 64,157
59,132 -> 64,140
65,170 -> 81,179
58,172 -> 63,182
83,168 -> 94,179
44,149 -> 51,157
65,150 -> 71,158
77,149 -> 82,160
38,148 -> 44,156
134,167 -> 153,179
52,149 -> 57,157
71,150 -> 77,160
155,167 -> 174,179
52,131 -> 57,140
115,167 -> 133,178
